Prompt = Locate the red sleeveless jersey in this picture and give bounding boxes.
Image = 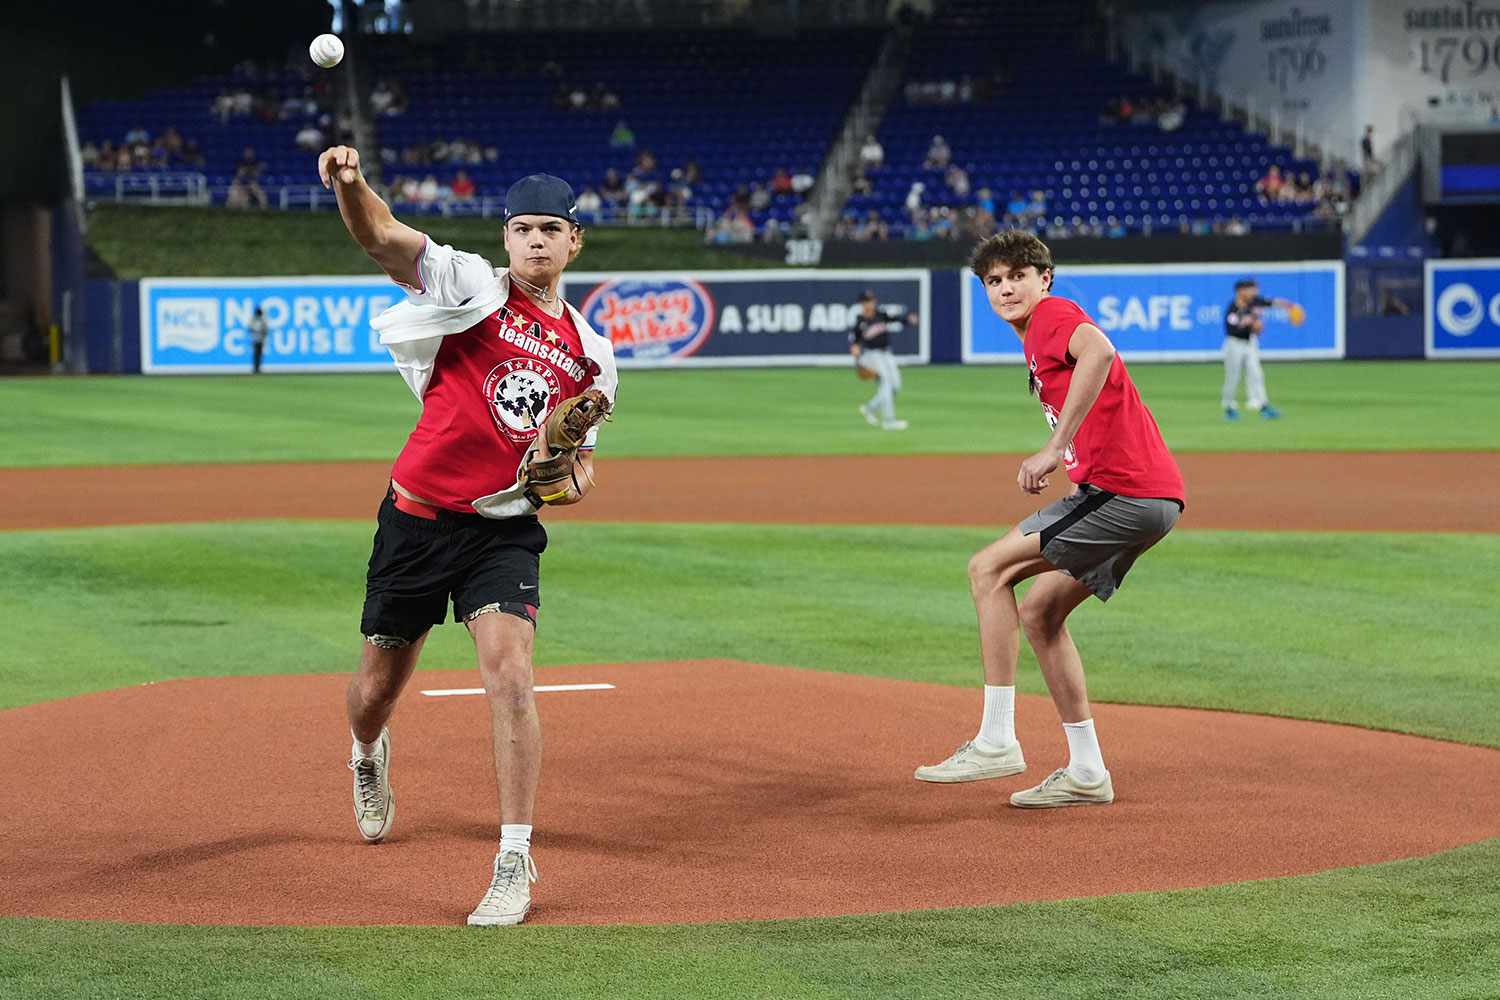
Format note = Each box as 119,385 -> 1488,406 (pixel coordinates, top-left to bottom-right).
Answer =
391,285 -> 596,512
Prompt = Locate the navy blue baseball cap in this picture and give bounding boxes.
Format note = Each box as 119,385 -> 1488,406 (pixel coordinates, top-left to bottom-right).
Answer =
504,174 -> 578,223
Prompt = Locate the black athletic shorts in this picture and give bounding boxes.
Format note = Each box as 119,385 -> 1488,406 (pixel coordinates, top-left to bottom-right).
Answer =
360,490 -> 547,642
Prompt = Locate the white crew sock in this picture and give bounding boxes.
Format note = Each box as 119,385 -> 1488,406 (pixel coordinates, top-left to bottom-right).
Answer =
974,685 -> 1016,751
1062,719 -> 1107,784
499,824 -> 533,858
351,730 -> 381,758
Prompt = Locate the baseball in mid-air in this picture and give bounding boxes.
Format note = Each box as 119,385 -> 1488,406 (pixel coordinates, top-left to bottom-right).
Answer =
309,34 -> 344,69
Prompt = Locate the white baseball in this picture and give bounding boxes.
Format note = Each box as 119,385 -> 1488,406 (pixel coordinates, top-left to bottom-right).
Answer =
309,34 -> 344,69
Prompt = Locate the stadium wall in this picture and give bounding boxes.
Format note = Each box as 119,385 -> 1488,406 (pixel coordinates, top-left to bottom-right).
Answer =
82,259 -> 1485,373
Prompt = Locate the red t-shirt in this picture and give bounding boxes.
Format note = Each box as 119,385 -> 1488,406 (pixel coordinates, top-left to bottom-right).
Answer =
1023,295 -> 1186,504
391,282 -> 596,513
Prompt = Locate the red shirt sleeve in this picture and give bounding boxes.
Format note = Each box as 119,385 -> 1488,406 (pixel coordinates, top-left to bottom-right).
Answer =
1030,297 -> 1089,366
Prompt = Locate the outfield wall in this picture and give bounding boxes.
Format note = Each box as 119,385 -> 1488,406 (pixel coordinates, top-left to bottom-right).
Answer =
75,258 -> 1481,373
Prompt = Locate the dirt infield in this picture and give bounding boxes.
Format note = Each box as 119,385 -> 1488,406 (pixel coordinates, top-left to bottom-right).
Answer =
6,660 -> 1500,927
4,451 -> 1498,532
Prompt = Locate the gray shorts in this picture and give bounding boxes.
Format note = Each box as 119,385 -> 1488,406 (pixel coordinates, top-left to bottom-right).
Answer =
1018,484 -> 1181,601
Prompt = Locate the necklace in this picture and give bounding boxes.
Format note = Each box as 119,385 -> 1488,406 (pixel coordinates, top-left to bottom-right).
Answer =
509,270 -> 561,313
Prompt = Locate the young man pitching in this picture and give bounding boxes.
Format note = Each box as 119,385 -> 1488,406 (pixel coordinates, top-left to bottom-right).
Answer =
319,144 -> 617,925
915,230 -> 1184,807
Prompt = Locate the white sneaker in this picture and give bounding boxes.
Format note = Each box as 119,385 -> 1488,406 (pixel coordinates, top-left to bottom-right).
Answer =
467,851 -> 539,927
881,419 -> 909,431
1009,767 -> 1114,808
348,728 -> 394,842
859,404 -> 879,426
914,740 -> 1026,783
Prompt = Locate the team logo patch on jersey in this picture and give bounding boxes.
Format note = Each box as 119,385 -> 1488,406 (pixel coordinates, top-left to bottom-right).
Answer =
579,278 -> 715,362
484,358 -> 562,442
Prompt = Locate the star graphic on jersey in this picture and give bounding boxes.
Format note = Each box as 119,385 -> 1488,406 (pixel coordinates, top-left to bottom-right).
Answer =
541,329 -> 565,347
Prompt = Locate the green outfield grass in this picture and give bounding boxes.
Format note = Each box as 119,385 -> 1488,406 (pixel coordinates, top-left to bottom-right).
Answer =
4,361 -> 1499,467
4,522 -> 1497,740
6,837 -> 1499,1000
1,519 -> 1498,998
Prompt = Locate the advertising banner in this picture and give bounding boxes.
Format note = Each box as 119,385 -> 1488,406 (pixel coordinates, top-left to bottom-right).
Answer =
1425,258 -> 1500,358
560,270 -> 931,368
139,276 -> 400,374
963,262 -> 1344,362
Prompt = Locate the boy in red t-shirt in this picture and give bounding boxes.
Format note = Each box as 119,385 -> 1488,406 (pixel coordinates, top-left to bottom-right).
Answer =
914,231 -> 1185,808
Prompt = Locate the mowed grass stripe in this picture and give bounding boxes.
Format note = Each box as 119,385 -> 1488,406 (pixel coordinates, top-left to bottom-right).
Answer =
3,837 -> 1499,1000
3,361 -> 1499,467
3,522 -> 1495,747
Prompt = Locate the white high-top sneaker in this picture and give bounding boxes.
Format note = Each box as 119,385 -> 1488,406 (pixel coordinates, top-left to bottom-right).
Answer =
467,851 -> 539,927
347,728 -> 394,842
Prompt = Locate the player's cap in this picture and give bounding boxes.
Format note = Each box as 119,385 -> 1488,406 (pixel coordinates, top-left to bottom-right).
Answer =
504,174 -> 578,224
859,289 -> 877,301
1234,278 -> 1258,290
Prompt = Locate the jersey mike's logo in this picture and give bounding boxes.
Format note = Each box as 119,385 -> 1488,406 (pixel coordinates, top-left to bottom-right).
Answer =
579,278 -> 715,361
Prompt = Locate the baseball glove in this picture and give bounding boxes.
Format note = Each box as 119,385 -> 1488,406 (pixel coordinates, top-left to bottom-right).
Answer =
519,448 -> 590,506
544,388 -> 612,452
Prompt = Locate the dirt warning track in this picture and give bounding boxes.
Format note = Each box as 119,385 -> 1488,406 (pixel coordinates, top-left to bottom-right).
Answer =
4,451 -> 1498,532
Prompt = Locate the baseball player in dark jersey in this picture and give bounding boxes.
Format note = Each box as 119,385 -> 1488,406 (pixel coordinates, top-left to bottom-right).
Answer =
849,289 -> 918,431
1222,278 -> 1290,420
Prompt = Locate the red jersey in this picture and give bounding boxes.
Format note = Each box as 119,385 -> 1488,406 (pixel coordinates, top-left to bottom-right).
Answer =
1023,295 -> 1185,503
392,285 -> 596,512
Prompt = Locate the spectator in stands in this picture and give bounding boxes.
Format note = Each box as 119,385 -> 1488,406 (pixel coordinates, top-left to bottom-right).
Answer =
682,160 -> 702,187
609,120 -> 636,150
124,125 -> 150,145
227,146 -> 268,209
450,170 -> 476,201
1158,99 -> 1186,132
749,183 -> 771,213
923,135 -> 951,170
975,187 -> 996,217
1255,165 -> 1284,204
575,185 -> 603,223
1105,216 -> 1127,238
762,218 -> 786,243
590,83 -> 621,111
945,164 -> 971,200
860,135 -> 884,171
1361,125 -> 1380,174
932,206 -> 958,239
1005,190 -> 1028,222
371,80 -> 395,116
377,82 -> 408,117
417,174 -> 441,204
854,210 -> 888,242
180,140 -> 205,169
905,181 -> 925,216
296,122 -> 326,152
770,167 -> 793,196
1026,190 -> 1048,221
600,168 -> 626,207
1224,216 -> 1250,236
80,141 -> 99,167
790,167 -> 815,196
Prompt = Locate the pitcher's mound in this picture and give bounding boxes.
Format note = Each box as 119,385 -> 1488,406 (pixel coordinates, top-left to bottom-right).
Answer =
6,660 -> 1500,926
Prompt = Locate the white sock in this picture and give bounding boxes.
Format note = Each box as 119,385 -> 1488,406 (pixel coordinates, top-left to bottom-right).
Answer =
351,730 -> 381,758
974,685 -> 1016,751
499,824 -> 533,858
1063,719 -> 1107,784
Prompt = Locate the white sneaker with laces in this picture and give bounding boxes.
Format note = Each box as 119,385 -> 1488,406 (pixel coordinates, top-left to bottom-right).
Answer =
913,739 -> 1026,783
348,728 -> 394,842
859,404 -> 879,427
1009,767 -> 1114,808
467,850 -> 539,927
